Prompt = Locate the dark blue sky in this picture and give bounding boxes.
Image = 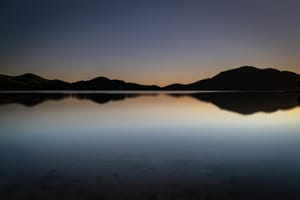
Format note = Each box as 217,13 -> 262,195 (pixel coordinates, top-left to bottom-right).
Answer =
1,0 -> 300,85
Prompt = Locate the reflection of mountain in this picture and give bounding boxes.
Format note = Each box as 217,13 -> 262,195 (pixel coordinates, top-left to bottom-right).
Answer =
0,93 -> 146,106
179,92 -> 300,115
0,93 -> 69,106
1,92 -> 299,115
74,93 -> 141,104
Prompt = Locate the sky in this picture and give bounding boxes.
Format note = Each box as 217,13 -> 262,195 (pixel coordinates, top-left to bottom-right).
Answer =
0,0 -> 300,86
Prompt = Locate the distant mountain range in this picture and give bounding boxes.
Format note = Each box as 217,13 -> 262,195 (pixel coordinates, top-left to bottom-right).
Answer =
1,66 -> 300,91
0,73 -> 159,90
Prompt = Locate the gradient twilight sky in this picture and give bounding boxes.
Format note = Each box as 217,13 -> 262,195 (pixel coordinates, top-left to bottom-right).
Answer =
1,0 -> 300,86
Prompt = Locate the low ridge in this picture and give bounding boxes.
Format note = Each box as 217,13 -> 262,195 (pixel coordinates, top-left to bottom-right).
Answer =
1,66 -> 300,91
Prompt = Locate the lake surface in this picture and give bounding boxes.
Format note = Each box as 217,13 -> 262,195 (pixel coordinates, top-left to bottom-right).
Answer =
0,92 -> 300,200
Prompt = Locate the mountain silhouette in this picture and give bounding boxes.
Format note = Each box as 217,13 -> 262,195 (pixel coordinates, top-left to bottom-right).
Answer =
71,77 -> 160,90
1,66 -> 300,90
0,73 -> 69,90
164,66 -> 300,91
0,74 -> 159,90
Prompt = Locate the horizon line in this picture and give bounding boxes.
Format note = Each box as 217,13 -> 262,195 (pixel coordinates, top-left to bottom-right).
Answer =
1,65 -> 299,87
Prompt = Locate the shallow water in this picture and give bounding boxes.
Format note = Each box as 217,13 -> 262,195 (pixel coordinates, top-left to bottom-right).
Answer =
0,92 -> 300,200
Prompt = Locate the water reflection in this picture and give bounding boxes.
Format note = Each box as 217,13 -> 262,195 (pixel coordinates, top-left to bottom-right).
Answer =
75,93 -> 157,104
0,92 -> 299,115
0,93 -> 69,106
172,92 -> 300,115
0,92 -> 300,199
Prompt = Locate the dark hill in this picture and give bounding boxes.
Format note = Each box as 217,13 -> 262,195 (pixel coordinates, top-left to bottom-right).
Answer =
71,76 -> 160,90
0,73 -> 70,90
165,66 -> 300,91
0,73 -> 160,90
1,66 -> 300,90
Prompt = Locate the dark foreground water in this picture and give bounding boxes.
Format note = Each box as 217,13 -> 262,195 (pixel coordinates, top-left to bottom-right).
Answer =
0,92 -> 300,200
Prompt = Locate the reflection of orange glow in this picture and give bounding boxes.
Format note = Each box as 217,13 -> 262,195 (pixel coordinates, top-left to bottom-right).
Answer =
1,93 -> 299,136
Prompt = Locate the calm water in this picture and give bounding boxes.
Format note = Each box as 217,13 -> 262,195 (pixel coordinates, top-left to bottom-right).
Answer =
0,92 -> 300,200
